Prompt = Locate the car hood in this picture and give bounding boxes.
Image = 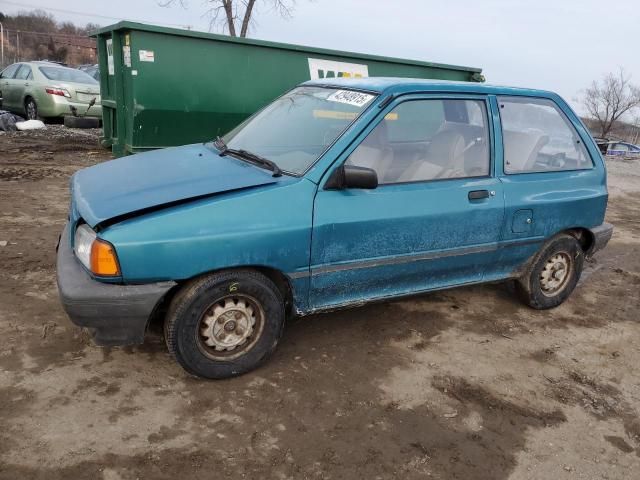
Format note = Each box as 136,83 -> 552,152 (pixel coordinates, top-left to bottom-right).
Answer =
72,144 -> 280,228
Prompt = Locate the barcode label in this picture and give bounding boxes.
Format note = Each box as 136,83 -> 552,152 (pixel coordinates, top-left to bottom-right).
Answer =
326,90 -> 374,108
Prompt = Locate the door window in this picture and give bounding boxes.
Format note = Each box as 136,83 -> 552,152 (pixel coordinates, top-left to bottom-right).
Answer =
345,98 -> 490,184
499,97 -> 592,173
613,143 -> 629,152
15,65 -> 32,80
0,63 -> 20,79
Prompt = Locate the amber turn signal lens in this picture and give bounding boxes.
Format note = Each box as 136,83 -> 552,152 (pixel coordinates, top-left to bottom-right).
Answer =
90,239 -> 120,276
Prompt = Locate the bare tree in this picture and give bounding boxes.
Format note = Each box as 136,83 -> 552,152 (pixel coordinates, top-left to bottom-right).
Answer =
160,0 -> 296,37
580,68 -> 640,138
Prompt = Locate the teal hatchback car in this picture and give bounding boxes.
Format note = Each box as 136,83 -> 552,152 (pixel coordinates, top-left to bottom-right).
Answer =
57,78 -> 612,378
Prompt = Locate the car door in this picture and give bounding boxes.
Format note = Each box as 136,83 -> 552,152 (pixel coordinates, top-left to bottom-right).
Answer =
0,63 -> 21,110
309,95 -> 505,309
12,64 -> 33,112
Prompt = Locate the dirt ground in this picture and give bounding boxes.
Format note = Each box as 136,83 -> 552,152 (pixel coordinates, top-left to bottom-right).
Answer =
0,126 -> 639,480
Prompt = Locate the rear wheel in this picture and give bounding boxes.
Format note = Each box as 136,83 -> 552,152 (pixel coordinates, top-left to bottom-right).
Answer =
164,270 -> 285,379
515,234 -> 584,309
24,97 -> 38,120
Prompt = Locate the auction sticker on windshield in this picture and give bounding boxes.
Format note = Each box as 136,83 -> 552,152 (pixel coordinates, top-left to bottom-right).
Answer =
327,90 -> 374,108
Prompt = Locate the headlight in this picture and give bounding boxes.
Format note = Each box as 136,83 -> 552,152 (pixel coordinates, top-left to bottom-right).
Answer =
74,224 -> 120,276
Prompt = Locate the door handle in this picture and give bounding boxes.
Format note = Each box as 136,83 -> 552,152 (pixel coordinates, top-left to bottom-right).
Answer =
468,190 -> 490,200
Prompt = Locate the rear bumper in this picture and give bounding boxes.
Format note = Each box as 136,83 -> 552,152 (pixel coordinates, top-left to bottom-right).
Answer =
42,95 -> 102,118
588,222 -> 614,257
56,223 -> 176,346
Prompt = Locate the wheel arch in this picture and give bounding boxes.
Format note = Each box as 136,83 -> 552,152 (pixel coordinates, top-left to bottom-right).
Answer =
513,228 -> 593,279
563,227 -> 595,254
146,265 -> 296,336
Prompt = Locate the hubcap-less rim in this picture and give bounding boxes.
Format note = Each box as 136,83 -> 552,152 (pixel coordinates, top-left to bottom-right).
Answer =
197,295 -> 264,360
27,101 -> 36,120
540,252 -> 572,296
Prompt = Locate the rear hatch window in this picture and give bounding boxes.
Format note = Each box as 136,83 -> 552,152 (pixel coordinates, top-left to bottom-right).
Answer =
39,66 -> 98,85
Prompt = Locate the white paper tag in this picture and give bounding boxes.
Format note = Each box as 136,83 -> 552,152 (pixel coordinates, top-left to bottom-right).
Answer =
106,39 -> 114,75
123,45 -> 131,67
139,50 -> 155,62
326,90 -> 374,108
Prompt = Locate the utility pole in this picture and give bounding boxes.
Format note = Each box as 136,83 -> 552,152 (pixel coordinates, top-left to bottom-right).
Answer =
632,116 -> 640,145
0,22 -> 3,67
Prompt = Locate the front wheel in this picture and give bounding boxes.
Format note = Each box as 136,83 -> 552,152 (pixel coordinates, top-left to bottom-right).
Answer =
164,270 -> 285,379
515,234 -> 584,309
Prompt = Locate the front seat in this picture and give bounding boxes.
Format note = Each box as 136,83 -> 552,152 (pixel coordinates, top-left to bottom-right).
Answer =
346,121 -> 394,182
398,130 -> 467,182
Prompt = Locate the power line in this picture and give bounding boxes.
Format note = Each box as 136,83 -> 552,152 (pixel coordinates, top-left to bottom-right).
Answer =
2,28 -> 95,39
3,29 -> 96,49
0,0 -> 192,29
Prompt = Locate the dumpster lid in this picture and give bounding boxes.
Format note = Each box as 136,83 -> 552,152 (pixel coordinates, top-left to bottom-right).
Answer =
91,21 -> 482,74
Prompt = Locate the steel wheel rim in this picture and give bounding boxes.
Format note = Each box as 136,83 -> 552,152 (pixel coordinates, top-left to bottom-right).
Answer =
26,101 -> 37,120
539,251 -> 572,297
196,294 -> 265,360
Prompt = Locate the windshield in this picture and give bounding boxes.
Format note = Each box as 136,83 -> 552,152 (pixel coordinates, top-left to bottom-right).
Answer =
223,86 -> 377,175
38,66 -> 98,84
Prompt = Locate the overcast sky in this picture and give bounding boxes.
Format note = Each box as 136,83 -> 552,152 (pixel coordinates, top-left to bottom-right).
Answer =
2,0 -> 638,113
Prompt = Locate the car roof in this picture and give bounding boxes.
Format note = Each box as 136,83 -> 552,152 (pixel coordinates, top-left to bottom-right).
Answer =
19,61 -> 61,68
303,77 -> 560,100
610,141 -> 639,146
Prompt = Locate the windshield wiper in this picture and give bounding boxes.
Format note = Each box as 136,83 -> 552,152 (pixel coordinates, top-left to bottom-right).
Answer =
214,136 -> 282,177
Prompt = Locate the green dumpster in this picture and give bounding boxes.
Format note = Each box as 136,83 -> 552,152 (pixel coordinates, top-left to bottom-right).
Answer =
92,21 -> 484,157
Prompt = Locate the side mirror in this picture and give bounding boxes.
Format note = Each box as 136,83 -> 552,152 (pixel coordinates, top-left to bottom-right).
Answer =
325,165 -> 378,190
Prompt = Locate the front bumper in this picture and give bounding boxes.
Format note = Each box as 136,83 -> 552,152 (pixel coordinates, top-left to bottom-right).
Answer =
56,223 -> 176,346
588,222 -> 614,257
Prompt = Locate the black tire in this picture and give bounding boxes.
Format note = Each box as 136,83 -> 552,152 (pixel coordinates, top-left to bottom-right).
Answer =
515,234 -> 584,309
164,270 -> 285,379
24,97 -> 38,120
64,115 -> 100,129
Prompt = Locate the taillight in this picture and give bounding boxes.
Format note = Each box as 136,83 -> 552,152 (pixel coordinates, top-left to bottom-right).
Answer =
45,87 -> 71,98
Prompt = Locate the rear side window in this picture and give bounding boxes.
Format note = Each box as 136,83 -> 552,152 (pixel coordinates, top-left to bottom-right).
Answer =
15,65 -> 32,80
499,97 -> 592,174
0,63 -> 20,79
613,143 -> 629,152
346,98 -> 490,184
